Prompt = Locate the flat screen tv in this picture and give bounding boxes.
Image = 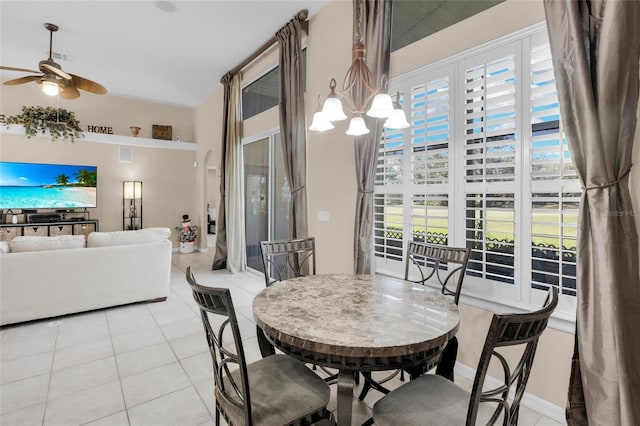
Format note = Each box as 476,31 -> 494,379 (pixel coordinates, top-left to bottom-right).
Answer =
0,161 -> 97,209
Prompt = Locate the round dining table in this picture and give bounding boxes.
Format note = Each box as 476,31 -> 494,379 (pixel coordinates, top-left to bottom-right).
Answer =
252,273 -> 460,426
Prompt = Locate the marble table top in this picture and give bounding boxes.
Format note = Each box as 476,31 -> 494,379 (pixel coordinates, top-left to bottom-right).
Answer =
253,273 -> 459,359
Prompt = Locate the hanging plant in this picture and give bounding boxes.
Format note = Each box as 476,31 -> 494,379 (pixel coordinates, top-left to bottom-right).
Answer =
5,105 -> 83,142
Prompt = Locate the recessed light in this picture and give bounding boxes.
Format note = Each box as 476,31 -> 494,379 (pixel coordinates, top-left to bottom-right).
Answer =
155,1 -> 176,12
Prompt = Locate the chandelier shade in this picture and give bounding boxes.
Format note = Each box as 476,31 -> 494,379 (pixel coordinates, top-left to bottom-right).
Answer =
321,91 -> 347,121
384,92 -> 410,129
309,111 -> 335,131
346,115 -> 370,136
366,93 -> 394,118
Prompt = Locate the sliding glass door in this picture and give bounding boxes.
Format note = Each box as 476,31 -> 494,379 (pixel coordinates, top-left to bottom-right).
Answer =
243,132 -> 290,272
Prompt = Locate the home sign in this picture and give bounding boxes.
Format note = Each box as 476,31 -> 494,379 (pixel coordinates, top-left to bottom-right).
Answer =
86,125 -> 114,134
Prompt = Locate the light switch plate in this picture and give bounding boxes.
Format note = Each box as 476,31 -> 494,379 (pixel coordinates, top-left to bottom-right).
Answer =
318,211 -> 330,222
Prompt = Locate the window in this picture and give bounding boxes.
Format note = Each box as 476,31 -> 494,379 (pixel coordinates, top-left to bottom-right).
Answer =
375,25 -> 578,321
241,49 -> 307,120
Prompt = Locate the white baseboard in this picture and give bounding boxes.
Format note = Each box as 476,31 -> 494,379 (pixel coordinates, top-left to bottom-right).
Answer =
455,363 -> 566,424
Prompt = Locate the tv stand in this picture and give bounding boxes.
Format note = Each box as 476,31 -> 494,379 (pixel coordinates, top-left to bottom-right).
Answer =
0,219 -> 99,242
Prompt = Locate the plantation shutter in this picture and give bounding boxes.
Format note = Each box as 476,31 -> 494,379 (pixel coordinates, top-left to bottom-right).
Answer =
528,35 -> 579,296
410,76 -> 451,186
463,47 -> 517,286
374,193 -> 403,262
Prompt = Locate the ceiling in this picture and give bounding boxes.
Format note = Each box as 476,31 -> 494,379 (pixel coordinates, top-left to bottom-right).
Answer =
0,1 -> 329,108
0,1 -> 505,109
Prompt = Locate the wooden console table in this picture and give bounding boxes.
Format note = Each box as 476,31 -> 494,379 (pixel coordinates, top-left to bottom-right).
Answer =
0,220 -> 99,242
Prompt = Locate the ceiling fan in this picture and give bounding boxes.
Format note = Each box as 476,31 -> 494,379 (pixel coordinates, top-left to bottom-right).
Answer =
1,23 -> 107,99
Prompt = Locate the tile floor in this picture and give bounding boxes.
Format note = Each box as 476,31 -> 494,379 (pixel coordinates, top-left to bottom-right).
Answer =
1,251 -> 566,426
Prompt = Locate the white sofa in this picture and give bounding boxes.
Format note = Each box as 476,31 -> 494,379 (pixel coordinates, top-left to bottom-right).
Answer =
0,228 -> 172,326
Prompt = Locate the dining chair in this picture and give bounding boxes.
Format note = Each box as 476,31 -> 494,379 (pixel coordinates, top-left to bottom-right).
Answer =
371,287 -> 558,426
256,237 -> 316,358
358,242 -> 470,400
186,266 -> 330,426
403,242 -> 470,379
256,237 -> 339,384
259,237 -> 316,287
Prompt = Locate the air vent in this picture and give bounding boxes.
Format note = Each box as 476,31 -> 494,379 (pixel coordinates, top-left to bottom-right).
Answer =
119,147 -> 133,163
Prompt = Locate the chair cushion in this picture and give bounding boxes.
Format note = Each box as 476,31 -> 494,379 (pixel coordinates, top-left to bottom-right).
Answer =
373,374 -> 499,426
215,354 -> 330,426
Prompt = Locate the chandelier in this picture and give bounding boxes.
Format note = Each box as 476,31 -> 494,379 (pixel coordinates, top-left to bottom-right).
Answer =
309,2 -> 408,136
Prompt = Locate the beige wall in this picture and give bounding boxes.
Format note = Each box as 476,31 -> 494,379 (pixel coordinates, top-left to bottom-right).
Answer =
0,81 -> 194,141
194,83 -> 224,248
1,84 -> 197,245
305,0 -> 357,273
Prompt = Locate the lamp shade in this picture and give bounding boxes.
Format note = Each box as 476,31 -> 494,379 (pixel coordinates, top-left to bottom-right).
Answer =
123,181 -> 142,199
322,97 -> 347,121
366,93 -> 394,118
346,116 -> 370,136
384,108 -> 410,129
41,80 -> 59,96
308,111 -> 334,131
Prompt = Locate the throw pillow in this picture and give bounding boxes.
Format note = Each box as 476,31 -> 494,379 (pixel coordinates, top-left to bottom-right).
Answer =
0,241 -> 9,254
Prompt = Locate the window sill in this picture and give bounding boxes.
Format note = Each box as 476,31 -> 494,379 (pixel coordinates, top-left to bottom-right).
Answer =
376,270 -> 576,334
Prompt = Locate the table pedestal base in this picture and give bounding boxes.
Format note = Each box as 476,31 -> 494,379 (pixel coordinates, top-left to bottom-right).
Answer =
337,371 -> 355,426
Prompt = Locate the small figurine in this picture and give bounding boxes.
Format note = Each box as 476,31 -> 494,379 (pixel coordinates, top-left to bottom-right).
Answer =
181,214 -> 191,233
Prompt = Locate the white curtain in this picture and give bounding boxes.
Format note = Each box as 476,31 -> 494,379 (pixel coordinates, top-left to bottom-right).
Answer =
224,73 -> 246,272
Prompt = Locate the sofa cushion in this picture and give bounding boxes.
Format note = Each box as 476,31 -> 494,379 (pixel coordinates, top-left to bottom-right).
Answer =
9,235 -> 86,253
0,241 -> 9,254
87,227 -> 171,248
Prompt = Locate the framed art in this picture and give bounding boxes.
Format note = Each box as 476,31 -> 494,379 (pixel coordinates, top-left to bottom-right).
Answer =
152,124 -> 172,141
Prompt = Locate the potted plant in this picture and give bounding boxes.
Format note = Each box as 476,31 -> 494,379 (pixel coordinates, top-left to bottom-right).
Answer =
5,105 -> 83,142
176,214 -> 198,253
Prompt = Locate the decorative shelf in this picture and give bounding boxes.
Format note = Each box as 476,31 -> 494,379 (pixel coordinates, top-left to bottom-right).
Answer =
1,124 -> 197,151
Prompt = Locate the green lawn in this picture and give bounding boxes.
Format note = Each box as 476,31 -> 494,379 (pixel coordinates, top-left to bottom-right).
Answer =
380,205 -> 577,248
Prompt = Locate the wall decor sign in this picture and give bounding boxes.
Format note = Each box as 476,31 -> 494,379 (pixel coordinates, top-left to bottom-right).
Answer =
87,125 -> 113,134
152,125 -> 172,141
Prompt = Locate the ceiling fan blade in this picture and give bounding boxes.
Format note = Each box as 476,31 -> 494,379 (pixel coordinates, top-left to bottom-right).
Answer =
59,85 -> 80,100
40,63 -> 72,80
69,73 -> 107,95
3,75 -> 43,85
0,65 -> 41,74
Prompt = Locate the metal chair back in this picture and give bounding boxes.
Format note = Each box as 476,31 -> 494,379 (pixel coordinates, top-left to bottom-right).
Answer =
404,241 -> 470,305
186,266 -> 252,425
467,287 -> 559,425
259,237 -> 316,287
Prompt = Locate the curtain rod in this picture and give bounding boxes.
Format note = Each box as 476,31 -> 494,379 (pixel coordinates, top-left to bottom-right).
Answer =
225,9 -> 309,78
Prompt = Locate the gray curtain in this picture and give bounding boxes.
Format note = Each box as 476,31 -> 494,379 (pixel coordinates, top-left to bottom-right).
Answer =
544,1 -> 640,424
276,17 -> 308,240
212,73 -> 244,272
212,73 -> 232,270
353,0 -> 393,274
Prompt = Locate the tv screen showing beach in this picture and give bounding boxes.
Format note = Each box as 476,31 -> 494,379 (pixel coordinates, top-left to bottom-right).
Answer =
0,162 -> 97,209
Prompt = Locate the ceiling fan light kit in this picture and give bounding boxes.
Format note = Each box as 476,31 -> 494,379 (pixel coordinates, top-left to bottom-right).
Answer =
41,79 -> 59,96
0,23 -> 107,99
